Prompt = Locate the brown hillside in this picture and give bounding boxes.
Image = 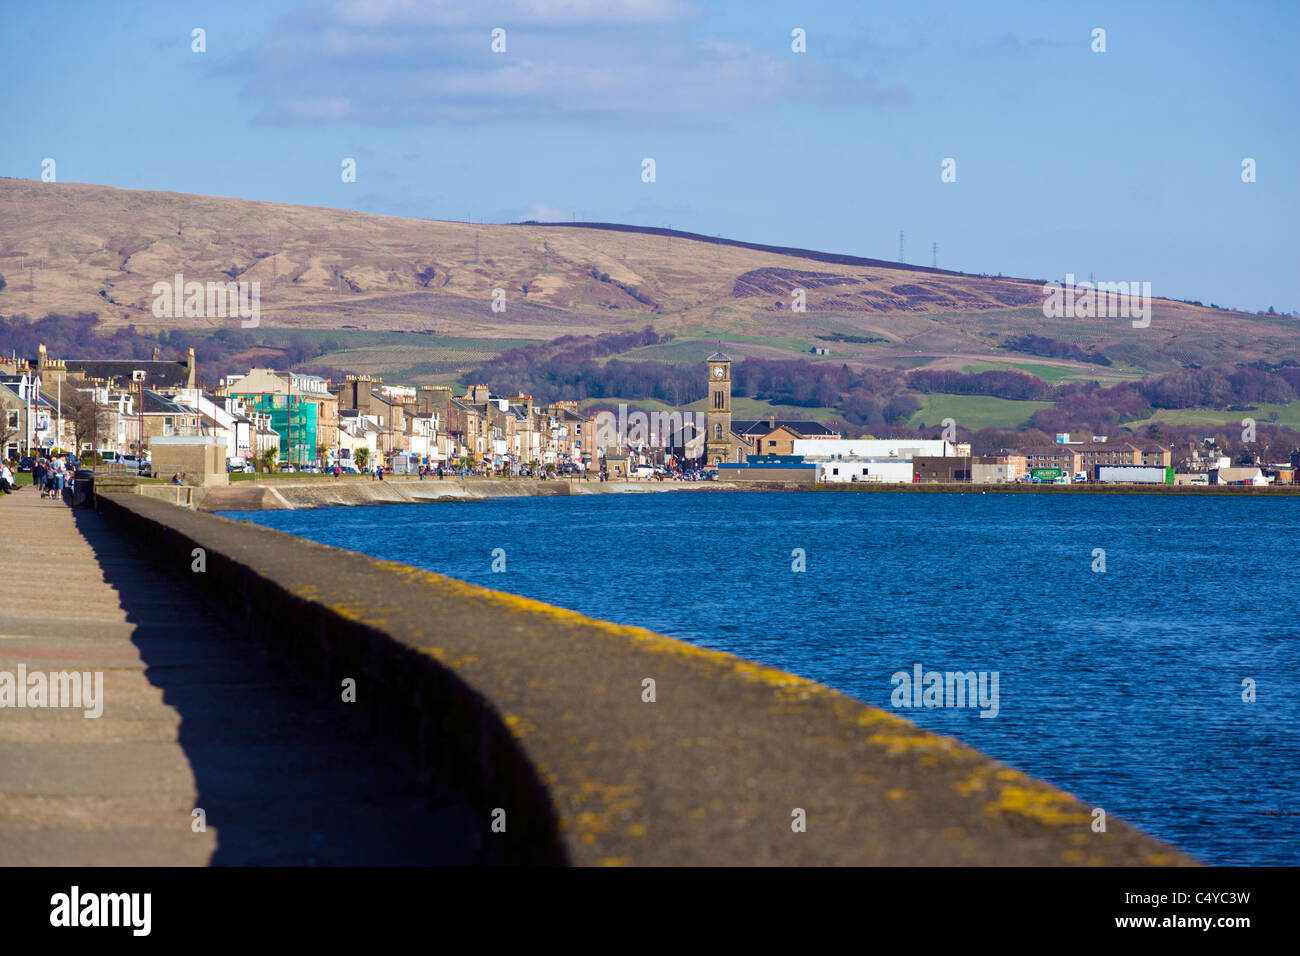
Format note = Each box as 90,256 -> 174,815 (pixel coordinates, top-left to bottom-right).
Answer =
1,179 -> 1294,376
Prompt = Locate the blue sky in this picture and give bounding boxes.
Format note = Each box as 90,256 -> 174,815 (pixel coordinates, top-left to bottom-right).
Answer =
3,0 -> 1296,312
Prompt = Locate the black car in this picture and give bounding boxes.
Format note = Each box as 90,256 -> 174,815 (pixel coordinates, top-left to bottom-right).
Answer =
17,456 -> 36,473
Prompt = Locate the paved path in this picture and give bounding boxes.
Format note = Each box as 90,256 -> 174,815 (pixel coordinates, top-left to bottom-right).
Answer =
0,487 -> 479,865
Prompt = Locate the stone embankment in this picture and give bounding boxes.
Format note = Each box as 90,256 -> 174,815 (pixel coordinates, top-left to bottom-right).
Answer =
76,487 -> 1196,866
193,476 -> 734,511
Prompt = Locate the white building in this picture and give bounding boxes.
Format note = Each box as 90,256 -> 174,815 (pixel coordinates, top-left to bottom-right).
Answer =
816,458 -> 914,483
791,438 -> 962,459
339,409 -> 382,462
1211,466 -> 1269,486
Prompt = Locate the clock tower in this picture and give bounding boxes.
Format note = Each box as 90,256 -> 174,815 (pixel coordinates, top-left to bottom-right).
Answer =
705,352 -> 733,465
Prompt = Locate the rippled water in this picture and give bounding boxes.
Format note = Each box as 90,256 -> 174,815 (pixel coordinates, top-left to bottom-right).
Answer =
224,491 -> 1300,865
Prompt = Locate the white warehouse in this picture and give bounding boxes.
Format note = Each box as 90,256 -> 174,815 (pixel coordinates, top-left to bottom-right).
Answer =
815,458 -> 914,483
791,438 -> 963,459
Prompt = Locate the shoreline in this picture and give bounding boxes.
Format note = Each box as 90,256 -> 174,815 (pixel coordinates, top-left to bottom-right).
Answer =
192,476 -> 738,511
185,475 -> 1300,511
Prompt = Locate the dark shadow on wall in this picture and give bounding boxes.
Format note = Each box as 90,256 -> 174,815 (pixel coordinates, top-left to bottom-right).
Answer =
71,504 -> 486,865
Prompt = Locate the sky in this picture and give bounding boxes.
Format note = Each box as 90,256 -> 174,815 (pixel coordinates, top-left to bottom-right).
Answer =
2,0 -> 1297,312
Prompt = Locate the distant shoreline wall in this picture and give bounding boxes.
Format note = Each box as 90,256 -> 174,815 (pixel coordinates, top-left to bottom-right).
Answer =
110,475 -> 1300,513
193,477 -> 735,511
91,491 -> 1195,866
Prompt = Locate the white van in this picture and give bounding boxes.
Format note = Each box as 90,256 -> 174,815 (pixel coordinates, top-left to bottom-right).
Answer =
633,465 -> 654,479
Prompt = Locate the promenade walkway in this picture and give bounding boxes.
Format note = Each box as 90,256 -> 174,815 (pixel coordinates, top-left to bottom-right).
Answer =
0,486 -> 478,865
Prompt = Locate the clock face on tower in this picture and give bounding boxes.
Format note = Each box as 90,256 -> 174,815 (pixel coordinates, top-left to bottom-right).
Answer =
713,366 -> 724,378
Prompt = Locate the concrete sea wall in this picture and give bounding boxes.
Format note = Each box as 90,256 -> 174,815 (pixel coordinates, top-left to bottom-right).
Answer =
194,477 -> 735,512
92,491 -> 1195,865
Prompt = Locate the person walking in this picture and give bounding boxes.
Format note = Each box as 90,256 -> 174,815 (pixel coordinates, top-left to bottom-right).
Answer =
54,455 -> 67,501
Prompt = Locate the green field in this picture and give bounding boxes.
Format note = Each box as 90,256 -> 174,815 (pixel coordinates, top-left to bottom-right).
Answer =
906,393 -> 1054,430
577,395 -> 678,413
961,361 -> 1082,384
699,397 -> 843,424
1125,400 -> 1300,431
669,330 -> 819,356
299,333 -> 542,384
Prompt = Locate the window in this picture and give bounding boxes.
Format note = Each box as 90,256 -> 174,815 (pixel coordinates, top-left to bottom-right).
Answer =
164,417 -> 173,427
768,440 -> 777,447
6,411 -> 17,428
714,424 -> 722,439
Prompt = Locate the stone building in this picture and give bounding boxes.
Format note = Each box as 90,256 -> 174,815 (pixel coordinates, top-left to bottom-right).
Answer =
703,352 -> 839,466
704,353 -> 747,465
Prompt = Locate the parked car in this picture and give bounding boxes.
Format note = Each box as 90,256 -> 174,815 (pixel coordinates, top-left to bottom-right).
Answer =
336,460 -> 361,474
17,456 -> 36,473
137,462 -> 152,478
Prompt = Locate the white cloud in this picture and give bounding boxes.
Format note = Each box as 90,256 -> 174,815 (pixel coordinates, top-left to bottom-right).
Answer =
237,0 -> 906,125
328,0 -> 695,28
523,202 -> 568,221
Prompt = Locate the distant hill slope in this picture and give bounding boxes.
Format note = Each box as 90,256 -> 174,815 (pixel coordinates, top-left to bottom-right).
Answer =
1,178 -> 1295,378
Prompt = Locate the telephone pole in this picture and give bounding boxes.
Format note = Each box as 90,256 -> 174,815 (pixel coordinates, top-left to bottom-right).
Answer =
898,231 -> 905,264
932,242 -> 938,269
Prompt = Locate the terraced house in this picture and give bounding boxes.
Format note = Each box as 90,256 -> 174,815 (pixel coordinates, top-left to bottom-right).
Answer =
226,368 -> 339,465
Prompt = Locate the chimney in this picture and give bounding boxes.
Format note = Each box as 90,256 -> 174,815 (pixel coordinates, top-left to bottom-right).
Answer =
417,385 -> 453,416
768,414 -> 775,429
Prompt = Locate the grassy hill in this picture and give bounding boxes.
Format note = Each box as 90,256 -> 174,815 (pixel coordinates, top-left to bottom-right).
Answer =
3,178 -> 1297,391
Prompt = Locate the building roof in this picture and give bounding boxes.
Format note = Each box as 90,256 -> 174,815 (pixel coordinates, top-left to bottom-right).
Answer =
1018,447 -> 1083,457
141,390 -> 197,415
63,359 -> 192,387
1,381 -> 57,409
732,419 -> 838,437
707,352 -> 731,362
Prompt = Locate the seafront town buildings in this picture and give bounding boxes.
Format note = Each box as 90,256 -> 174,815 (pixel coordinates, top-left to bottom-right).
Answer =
2,345 -> 208,460
7,343 -> 1297,484
331,375 -> 599,472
